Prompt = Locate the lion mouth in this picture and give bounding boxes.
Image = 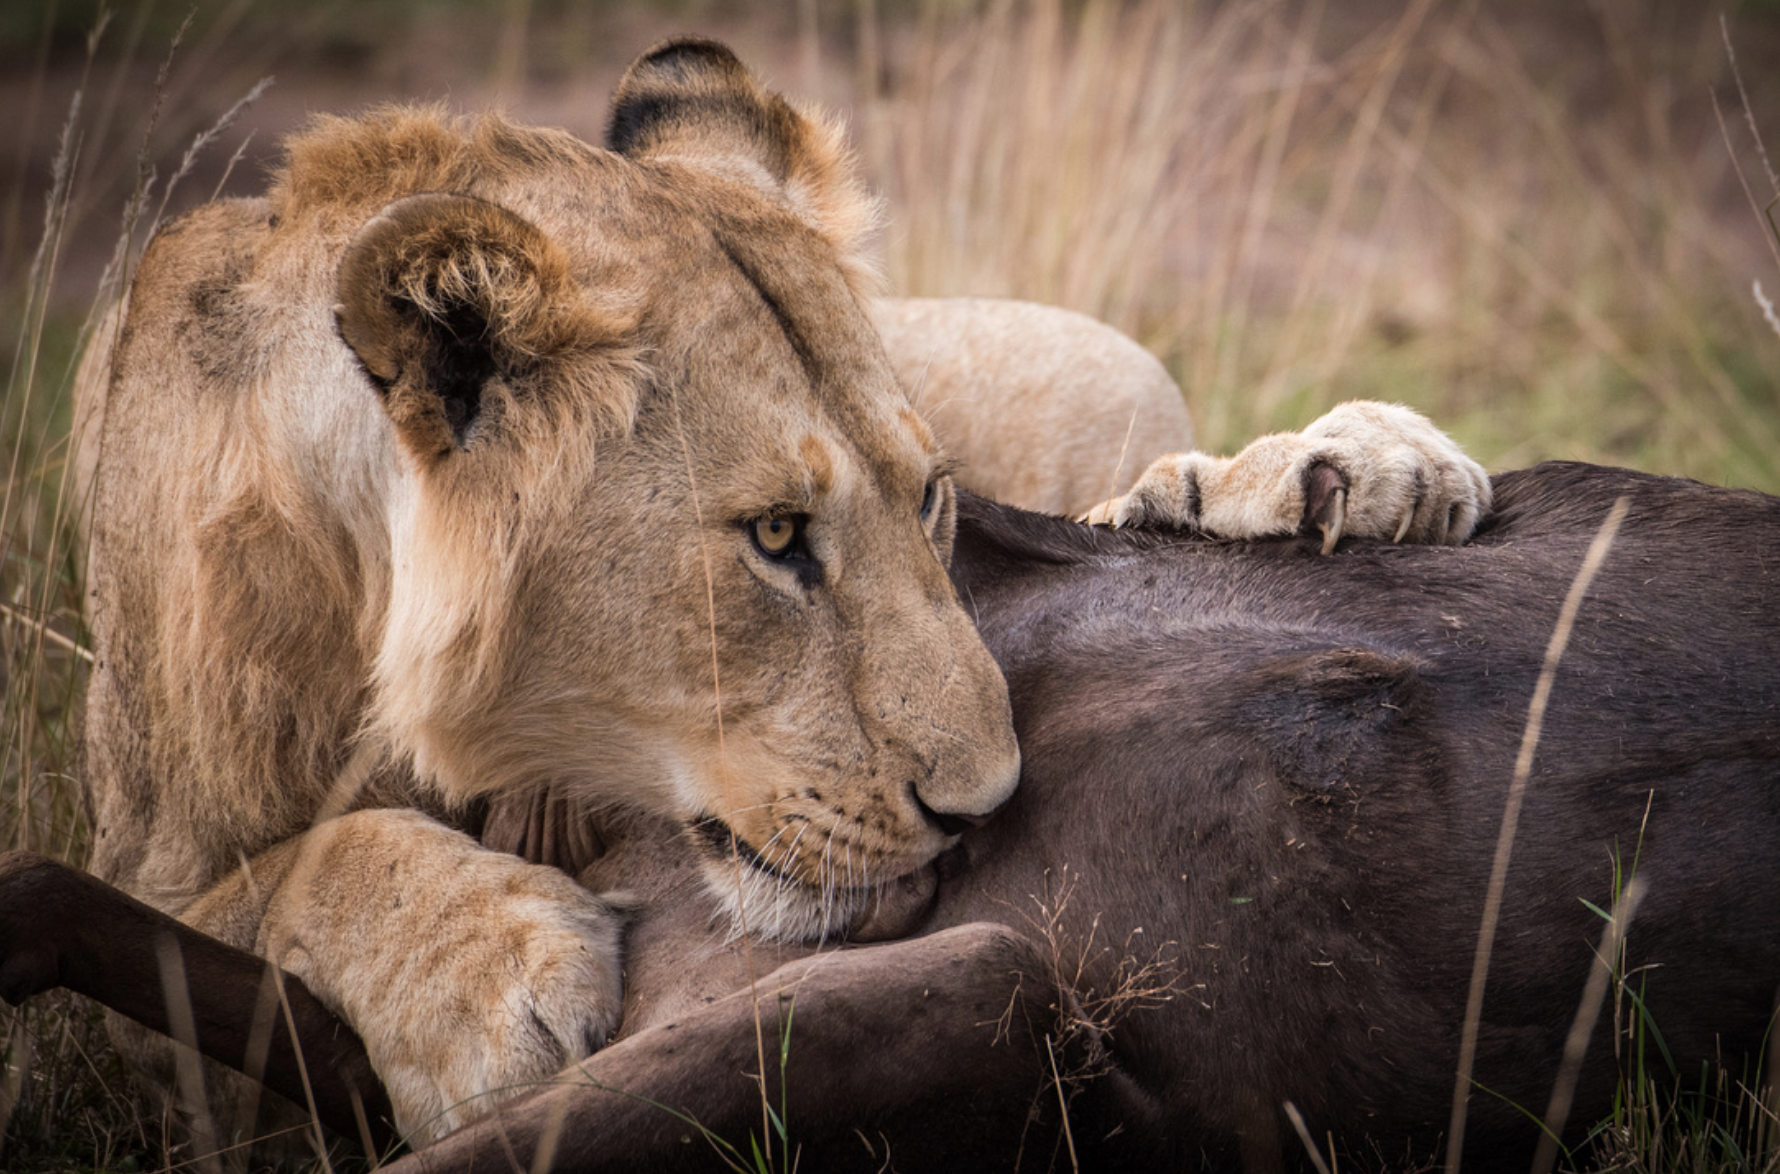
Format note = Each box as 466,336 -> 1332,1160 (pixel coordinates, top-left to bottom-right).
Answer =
689,815 -> 802,885
688,814 -> 942,941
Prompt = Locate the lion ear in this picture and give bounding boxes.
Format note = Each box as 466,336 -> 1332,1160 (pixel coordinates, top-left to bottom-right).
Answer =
606,38 -> 881,291
335,192 -> 627,462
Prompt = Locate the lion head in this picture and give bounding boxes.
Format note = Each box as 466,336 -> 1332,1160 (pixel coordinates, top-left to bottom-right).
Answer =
80,39 -> 1018,939
269,40 -> 1017,938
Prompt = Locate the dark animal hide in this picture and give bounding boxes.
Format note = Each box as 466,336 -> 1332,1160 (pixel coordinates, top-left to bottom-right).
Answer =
3,461 -> 1776,1172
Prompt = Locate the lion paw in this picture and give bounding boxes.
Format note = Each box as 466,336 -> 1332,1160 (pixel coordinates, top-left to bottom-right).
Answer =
259,810 -> 629,1144
1083,401 -> 1490,551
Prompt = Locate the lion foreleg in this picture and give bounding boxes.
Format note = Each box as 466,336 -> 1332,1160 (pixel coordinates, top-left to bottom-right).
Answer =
0,850 -> 394,1152
382,922 -> 1112,1173
1082,400 -> 1492,550
239,808 -> 629,1145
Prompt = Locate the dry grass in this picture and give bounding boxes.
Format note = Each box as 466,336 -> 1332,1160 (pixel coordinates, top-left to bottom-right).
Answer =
1,28 -> 134,1174
2,1 -> 1779,1169
852,0 -> 1780,491
0,15 -> 280,1170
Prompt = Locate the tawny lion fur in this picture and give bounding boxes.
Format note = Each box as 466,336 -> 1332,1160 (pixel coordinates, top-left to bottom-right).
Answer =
73,38 -> 1489,1148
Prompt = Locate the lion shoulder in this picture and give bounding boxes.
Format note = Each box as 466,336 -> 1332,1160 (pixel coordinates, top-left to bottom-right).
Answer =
873,296 -> 1192,516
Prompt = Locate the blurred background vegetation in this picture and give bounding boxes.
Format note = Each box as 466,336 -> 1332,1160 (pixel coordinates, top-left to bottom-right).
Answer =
3,1 -> 1779,1169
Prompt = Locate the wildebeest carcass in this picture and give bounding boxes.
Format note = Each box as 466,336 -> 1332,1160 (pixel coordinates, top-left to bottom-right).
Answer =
2,460 -> 1777,1171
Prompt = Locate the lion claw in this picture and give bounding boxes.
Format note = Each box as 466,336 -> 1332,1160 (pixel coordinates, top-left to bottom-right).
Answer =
1300,402 -> 1489,550
1320,487 -> 1347,555
1081,401 -> 1490,552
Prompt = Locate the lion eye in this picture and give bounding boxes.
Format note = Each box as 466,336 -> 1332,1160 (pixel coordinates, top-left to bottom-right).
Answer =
751,515 -> 800,558
920,480 -> 939,524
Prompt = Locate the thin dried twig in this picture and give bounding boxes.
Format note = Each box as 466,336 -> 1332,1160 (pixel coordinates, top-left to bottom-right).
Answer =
1445,497 -> 1629,1174
1284,1101 -> 1334,1174
0,603 -> 94,664
1757,281 -> 1780,341
147,73 -> 273,239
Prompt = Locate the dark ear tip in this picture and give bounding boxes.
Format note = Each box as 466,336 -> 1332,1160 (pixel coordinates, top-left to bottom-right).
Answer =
629,37 -> 745,85
608,39 -> 757,156
1302,646 -> 1422,693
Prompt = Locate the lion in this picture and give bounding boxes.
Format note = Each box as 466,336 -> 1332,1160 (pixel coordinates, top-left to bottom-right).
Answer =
72,38 -> 1488,1145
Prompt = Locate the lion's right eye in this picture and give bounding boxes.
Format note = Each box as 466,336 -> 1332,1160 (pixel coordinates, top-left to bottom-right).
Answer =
744,514 -> 819,586
750,516 -> 801,558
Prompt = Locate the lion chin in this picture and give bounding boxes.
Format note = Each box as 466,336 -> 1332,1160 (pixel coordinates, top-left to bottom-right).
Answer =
690,815 -> 945,944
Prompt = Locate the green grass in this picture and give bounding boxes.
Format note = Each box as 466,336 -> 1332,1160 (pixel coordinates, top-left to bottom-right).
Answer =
4,1 -> 1780,1169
